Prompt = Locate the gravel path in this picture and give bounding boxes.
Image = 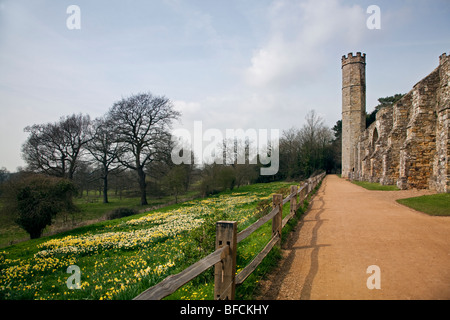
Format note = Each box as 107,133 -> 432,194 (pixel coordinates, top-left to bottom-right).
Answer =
257,175 -> 450,300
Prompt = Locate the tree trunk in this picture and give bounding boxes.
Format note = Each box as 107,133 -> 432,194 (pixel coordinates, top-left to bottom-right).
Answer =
102,164 -> 109,204
137,167 -> 148,205
103,175 -> 109,204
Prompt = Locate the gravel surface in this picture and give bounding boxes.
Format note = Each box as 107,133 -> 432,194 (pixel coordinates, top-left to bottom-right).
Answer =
256,175 -> 450,300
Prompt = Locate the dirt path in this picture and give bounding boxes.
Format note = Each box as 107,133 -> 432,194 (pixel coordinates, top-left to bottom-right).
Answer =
257,175 -> 450,300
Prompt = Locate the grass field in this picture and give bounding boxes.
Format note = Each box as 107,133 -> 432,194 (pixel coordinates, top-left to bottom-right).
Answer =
0,180 -> 315,300
0,192 -> 198,248
350,180 -> 449,216
351,180 -> 400,191
397,193 -> 450,216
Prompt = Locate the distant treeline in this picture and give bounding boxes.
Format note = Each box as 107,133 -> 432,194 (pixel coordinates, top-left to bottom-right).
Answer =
1,92 -> 343,206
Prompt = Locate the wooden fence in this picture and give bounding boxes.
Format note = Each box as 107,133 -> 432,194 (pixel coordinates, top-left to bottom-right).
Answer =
133,172 -> 326,300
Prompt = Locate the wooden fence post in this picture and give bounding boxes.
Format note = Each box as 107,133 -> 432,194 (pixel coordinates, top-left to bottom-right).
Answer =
272,194 -> 283,247
214,221 -> 237,300
290,185 -> 297,217
300,182 -> 308,208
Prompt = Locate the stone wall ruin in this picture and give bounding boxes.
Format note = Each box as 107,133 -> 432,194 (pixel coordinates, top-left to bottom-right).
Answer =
344,53 -> 449,193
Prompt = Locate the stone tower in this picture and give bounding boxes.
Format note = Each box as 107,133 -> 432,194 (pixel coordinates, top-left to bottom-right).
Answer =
341,52 -> 366,178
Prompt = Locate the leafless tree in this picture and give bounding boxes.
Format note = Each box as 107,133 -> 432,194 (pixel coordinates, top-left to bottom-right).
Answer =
0,167 -> 10,184
107,92 -> 181,205
86,117 -> 124,203
278,110 -> 334,179
221,138 -> 259,187
22,113 -> 91,180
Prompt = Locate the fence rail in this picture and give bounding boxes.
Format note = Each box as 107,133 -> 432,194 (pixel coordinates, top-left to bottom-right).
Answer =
133,172 -> 326,300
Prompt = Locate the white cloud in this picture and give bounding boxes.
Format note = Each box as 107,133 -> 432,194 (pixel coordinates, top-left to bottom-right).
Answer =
244,0 -> 366,88
1,0 -> 448,172
171,87 -> 313,137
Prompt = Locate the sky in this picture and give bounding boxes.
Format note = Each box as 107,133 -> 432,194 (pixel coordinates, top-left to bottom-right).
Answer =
0,0 -> 449,172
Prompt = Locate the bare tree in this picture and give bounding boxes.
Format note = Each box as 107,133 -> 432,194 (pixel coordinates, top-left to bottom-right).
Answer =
279,128 -> 302,179
0,167 -> 10,184
302,110 -> 333,174
147,136 -> 196,201
22,113 -> 91,180
86,117 -> 124,203
221,138 -> 258,187
107,92 -> 181,205
278,110 -> 334,179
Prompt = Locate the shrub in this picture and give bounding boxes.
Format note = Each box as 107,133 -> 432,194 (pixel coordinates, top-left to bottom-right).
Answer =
190,210 -> 229,256
254,198 -> 272,219
3,173 -> 78,239
199,164 -> 237,197
105,207 -> 138,220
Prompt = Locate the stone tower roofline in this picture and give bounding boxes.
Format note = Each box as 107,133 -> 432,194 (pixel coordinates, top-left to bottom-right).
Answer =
439,52 -> 448,65
341,52 -> 366,67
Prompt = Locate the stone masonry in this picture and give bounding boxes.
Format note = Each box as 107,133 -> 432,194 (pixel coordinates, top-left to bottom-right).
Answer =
342,52 -> 449,193
341,52 -> 366,179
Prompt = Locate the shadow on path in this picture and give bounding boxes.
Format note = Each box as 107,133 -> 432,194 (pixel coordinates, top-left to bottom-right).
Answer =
258,175 -> 450,300
259,178 -> 328,299
299,191 -> 326,299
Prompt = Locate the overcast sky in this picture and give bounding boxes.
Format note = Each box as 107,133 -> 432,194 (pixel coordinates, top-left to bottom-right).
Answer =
0,0 -> 449,172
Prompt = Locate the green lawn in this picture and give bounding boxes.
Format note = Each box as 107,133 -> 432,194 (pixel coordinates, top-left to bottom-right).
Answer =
396,193 -> 450,216
0,180 -> 317,300
352,180 -> 400,191
0,191 -> 198,248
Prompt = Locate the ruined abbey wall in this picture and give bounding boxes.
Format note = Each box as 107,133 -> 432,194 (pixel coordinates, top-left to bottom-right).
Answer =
348,53 -> 449,193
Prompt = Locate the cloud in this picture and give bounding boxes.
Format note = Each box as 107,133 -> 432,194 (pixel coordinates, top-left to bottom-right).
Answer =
171,86 -> 313,137
244,0 -> 366,88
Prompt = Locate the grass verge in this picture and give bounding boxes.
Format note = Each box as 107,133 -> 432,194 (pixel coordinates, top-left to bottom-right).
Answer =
352,180 -> 399,191
396,193 -> 450,216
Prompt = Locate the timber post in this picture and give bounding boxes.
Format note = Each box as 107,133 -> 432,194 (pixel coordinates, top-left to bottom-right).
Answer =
290,185 -> 297,217
214,221 -> 237,300
272,194 -> 283,247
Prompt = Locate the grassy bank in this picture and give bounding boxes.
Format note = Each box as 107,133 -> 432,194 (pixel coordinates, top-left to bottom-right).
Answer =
0,192 -> 198,248
351,180 -> 399,191
1,180 -> 318,300
397,193 -> 450,216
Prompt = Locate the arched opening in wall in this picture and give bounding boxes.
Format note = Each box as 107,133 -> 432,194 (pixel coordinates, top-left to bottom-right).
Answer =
371,127 -> 379,153
372,127 -> 379,144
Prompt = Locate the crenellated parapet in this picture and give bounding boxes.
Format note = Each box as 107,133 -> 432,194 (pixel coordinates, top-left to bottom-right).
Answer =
341,52 -> 366,67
